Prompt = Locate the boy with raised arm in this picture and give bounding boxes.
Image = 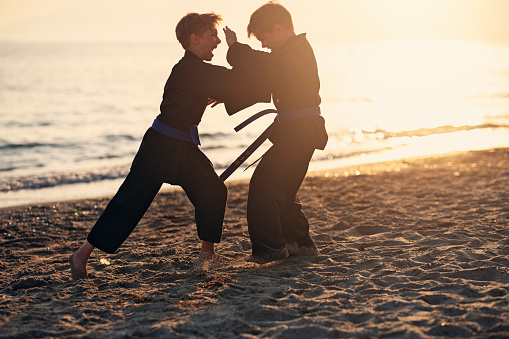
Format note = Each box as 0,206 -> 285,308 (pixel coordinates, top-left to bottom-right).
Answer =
223,1 -> 328,264
69,12 -> 241,279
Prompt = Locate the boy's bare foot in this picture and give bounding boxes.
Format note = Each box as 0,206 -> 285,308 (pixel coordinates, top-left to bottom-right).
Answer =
287,242 -> 320,257
69,252 -> 88,280
246,248 -> 289,264
246,255 -> 269,264
69,240 -> 94,280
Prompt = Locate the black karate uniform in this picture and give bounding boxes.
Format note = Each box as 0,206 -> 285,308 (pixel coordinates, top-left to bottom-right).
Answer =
226,34 -> 328,259
88,51 -> 237,254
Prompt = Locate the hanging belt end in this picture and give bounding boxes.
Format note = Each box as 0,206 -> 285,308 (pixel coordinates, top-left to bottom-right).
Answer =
190,126 -> 201,145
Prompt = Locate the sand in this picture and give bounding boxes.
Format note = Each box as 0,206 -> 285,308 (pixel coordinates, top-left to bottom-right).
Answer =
1,147 -> 509,338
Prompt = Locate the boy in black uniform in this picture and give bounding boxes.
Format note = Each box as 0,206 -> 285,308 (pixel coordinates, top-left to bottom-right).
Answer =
223,1 -> 328,264
69,13 -> 239,279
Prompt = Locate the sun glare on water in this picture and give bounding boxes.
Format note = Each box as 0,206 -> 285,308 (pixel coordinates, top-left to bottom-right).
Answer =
319,38 -> 508,130
361,39 -> 500,130
315,37 -> 509,164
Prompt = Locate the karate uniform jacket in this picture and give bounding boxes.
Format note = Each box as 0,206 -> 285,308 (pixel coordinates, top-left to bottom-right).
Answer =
225,33 -> 328,150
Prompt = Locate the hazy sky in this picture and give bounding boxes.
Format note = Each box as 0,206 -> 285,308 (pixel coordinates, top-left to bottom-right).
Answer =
1,0 -> 508,44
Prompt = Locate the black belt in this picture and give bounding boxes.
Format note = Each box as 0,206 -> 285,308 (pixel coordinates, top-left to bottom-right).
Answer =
220,107 -> 321,181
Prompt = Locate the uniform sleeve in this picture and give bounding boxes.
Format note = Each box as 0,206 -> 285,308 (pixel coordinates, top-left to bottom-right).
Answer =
199,63 -> 235,102
223,42 -> 273,115
197,61 -> 270,115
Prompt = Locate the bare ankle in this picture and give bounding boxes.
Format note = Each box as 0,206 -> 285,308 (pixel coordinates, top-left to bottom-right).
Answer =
69,240 -> 94,280
69,253 -> 88,280
200,241 -> 215,255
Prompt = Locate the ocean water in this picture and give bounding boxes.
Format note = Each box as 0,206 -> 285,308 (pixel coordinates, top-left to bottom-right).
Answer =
1,40 -> 509,207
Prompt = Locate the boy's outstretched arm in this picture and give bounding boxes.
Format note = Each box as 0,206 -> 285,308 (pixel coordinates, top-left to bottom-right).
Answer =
222,25 -> 271,115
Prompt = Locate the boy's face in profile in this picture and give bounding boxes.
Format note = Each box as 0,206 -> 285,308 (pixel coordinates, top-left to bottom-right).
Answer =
254,27 -> 287,51
194,28 -> 221,61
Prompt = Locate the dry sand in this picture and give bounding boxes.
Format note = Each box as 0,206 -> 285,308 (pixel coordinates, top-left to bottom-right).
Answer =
1,147 -> 509,338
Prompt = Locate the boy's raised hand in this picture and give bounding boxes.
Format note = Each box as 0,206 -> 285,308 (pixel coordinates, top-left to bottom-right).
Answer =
223,26 -> 237,47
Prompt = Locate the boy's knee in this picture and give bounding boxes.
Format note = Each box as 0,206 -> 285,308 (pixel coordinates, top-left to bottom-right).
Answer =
214,179 -> 227,201
220,181 -> 227,198
249,178 -> 282,202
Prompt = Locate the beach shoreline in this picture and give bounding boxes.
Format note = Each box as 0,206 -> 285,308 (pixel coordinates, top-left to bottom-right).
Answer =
1,147 -> 508,338
3,137 -> 509,210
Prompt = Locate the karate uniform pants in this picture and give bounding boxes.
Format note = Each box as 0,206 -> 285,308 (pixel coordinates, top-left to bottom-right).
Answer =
247,141 -> 315,257
87,128 -> 227,254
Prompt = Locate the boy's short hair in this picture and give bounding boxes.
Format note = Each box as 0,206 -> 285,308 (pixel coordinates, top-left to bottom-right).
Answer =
176,12 -> 222,49
247,1 -> 294,38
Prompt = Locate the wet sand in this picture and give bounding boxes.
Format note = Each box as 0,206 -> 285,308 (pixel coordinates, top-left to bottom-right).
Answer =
1,147 -> 509,338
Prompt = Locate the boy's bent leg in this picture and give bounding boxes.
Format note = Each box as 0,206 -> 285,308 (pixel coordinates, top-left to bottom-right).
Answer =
87,171 -> 162,254
269,143 -> 316,255
247,147 -> 290,262
247,144 -> 315,261
181,157 -> 227,245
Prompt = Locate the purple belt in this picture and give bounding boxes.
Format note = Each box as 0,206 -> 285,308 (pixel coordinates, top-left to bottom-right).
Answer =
151,119 -> 200,145
220,106 -> 321,181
